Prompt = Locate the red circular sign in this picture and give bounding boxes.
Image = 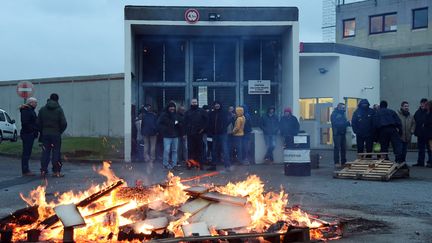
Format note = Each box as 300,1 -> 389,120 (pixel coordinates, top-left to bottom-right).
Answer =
16,81 -> 34,99
185,8 -> 200,24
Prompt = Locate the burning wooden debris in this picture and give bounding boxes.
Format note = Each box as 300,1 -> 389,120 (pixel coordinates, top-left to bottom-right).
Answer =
0,162 -> 343,242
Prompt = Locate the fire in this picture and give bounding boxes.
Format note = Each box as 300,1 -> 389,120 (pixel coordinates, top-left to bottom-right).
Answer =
6,164 -> 339,242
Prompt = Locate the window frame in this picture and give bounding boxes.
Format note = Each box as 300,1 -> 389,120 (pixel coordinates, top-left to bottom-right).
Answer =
343,18 -> 356,38
412,7 -> 428,30
369,12 -> 398,35
0,112 -> 5,122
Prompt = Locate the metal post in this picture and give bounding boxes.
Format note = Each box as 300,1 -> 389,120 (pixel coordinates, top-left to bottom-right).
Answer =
63,227 -> 74,243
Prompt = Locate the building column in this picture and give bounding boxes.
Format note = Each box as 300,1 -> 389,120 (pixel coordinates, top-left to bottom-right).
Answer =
124,22 -> 132,162
281,24 -> 300,117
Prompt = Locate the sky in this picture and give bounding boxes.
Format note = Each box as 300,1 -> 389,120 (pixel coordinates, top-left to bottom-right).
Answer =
0,0 -> 323,81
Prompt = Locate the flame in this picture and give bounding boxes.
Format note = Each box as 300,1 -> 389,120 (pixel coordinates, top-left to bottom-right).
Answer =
10,166 -> 337,242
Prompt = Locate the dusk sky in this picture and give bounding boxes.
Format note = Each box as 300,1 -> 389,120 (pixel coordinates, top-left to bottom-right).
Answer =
0,0 -> 324,81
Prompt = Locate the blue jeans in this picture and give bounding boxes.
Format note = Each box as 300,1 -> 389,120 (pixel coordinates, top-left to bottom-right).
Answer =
333,134 -> 346,164
212,134 -> 231,168
40,134 -> 62,173
264,135 -> 276,160
163,137 -> 178,168
21,133 -> 35,173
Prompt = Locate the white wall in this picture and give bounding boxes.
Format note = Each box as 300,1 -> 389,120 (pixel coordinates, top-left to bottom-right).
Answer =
300,55 -> 339,102
0,75 -> 125,137
338,54 -> 380,105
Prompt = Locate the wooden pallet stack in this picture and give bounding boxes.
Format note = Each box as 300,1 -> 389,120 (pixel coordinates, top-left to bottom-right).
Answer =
333,153 -> 410,181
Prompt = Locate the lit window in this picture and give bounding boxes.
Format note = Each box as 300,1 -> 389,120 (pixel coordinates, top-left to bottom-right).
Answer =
413,8 -> 428,29
370,13 -> 397,34
343,19 -> 356,38
299,98 -> 317,120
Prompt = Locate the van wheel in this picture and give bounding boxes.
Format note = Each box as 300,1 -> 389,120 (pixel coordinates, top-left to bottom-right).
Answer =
0,132 -> 3,144
11,132 -> 18,142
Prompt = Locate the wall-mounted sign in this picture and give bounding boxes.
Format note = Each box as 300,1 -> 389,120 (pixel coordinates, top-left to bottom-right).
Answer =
248,80 -> 271,95
185,9 -> 200,24
198,86 -> 208,107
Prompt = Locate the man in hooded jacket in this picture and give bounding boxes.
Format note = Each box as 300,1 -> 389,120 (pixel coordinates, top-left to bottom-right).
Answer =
279,107 -> 300,148
37,93 -> 67,177
206,101 -> 231,171
352,99 -> 375,155
261,106 -> 279,162
413,98 -> 432,167
331,103 -> 350,167
157,102 -> 182,170
184,98 -> 208,168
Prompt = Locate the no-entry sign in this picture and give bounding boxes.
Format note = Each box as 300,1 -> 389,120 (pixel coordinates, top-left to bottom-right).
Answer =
16,81 -> 34,99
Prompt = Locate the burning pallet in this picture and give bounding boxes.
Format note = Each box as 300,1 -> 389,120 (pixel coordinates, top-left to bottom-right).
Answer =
0,162 -> 343,242
333,153 -> 410,181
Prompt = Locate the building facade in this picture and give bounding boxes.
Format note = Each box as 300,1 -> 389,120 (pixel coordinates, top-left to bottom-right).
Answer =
124,6 -> 300,162
300,43 -> 380,148
336,0 -> 432,109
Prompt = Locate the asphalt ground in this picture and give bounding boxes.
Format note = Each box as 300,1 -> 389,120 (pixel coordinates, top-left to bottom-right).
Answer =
0,150 -> 431,243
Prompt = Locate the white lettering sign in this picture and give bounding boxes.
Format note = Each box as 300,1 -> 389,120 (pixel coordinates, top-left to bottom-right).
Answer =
248,80 -> 271,95
284,149 -> 310,163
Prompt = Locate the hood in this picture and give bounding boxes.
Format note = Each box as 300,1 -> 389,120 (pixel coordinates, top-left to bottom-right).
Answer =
267,106 -> 275,114
19,104 -> 31,110
235,107 -> 244,117
46,100 -> 60,110
358,99 -> 370,108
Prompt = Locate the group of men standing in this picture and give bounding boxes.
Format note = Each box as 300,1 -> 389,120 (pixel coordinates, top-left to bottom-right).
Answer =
20,93 -> 67,177
136,99 -> 301,172
332,98 -> 432,168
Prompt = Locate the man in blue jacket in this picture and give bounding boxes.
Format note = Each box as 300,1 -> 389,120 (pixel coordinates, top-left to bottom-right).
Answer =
331,103 -> 350,167
261,106 -> 279,162
374,100 -> 403,163
352,99 -> 375,155
141,104 -> 158,163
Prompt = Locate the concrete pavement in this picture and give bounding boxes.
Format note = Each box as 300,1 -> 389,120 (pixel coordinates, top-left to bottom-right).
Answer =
0,150 -> 431,243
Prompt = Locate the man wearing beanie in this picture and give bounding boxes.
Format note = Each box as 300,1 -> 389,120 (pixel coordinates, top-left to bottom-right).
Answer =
37,93 -> 67,177
20,97 -> 38,176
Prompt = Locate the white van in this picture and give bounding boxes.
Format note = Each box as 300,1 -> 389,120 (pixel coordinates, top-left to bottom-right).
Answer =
0,109 -> 18,143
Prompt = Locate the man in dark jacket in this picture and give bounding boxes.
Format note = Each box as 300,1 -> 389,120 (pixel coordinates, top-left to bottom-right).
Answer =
352,99 -> 375,155
37,93 -> 67,177
374,100 -> 403,163
206,101 -> 231,171
157,102 -> 182,170
141,104 -> 158,163
331,103 -> 350,167
184,98 -> 208,169
261,106 -> 279,162
280,107 -> 300,148
413,98 -> 431,167
20,97 -> 38,176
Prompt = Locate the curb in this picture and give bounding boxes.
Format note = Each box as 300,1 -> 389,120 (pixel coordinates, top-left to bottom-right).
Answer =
0,152 -> 124,164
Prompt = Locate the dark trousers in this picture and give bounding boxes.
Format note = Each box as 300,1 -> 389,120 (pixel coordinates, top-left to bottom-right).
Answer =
356,136 -> 373,154
187,134 -> 203,164
417,136 -> 432,165
333,134 -> 346,164
242,133 -> 251,163
379,127 -> 402,163
40,134 -> 62,173
401,142 -> 408,162
21,133 -> 35,174
212,134 -> 230,168
284,135 -> 295,149
232,136 -> 243,162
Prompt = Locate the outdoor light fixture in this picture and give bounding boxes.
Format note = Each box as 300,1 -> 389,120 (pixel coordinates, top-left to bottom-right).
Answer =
318,68 -> 328,74
362,86 -> 374,91
208,13 -> 221,21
